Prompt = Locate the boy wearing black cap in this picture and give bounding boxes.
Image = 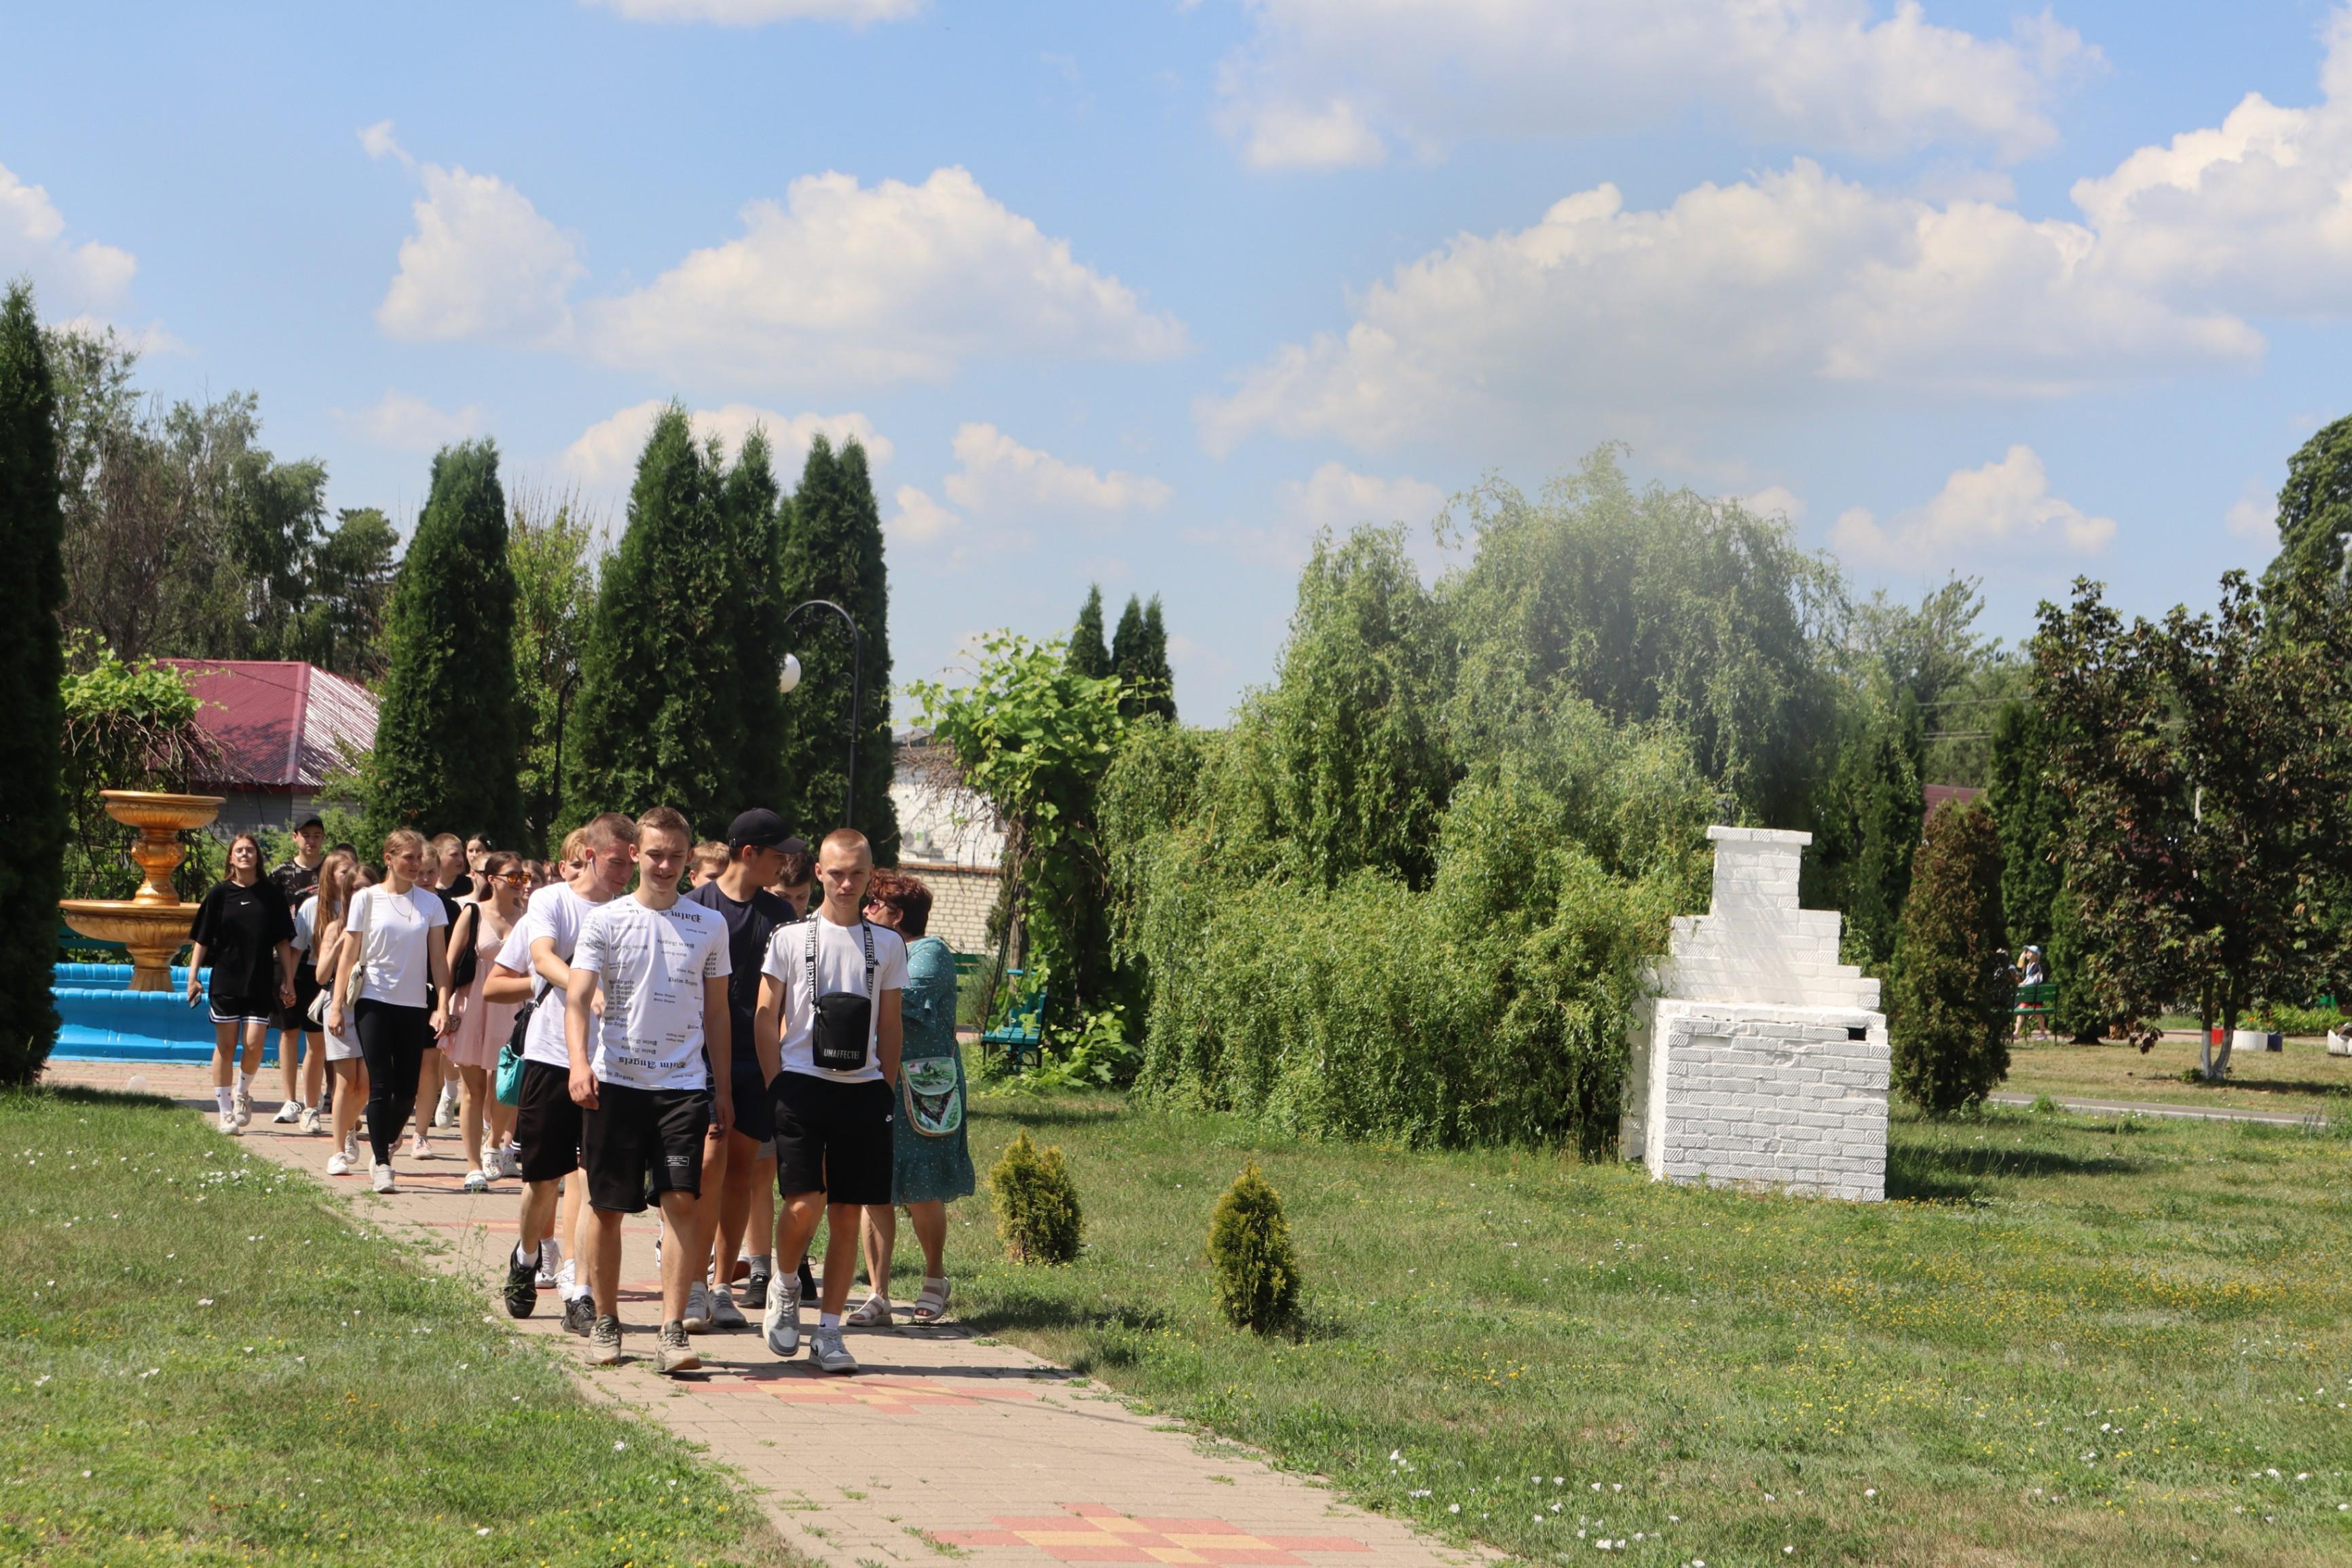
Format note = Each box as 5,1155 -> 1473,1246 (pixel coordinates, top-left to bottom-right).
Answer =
682,808 -> 798,1325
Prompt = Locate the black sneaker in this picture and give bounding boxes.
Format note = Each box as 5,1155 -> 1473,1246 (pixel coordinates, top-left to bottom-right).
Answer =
741,1266 -> 771,1310
502,1250 -> 538,1319
562,1294 -> 595,1337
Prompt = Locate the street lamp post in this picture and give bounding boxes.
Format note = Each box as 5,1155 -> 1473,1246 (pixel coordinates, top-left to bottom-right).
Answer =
779,598 -> 863,830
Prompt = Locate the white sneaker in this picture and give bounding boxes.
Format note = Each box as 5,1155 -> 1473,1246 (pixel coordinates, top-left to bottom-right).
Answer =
410,1133 -> 434,1161
708,1283 -> 746,1330
537,1240 -> 563,1292
434,1085 -> 460,1128
490,1144 -> 522,1179
233,1085 -> 253,1125
326,1151 -> 353,1176
682,1281 -> 713,1334
299,1106 -> 322,1136
808,1324 -> 857,1375
762,1273 -> 801,1357
462,1169 -> 489,1193
217,1110 -> 242,1136
343,1132 -> 360,1165
371,1162 -> 396,1194
271,1099 -> 302,1125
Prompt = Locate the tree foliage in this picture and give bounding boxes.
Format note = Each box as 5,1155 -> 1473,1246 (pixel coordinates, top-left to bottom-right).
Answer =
58,640 -> 215,903
778,436 -> 896,855
1066,584 -> 1112,679
368,441 -> 523,848
508,489 -> 599,854
0,280 -> 67,1085
2272,412 -> 2352,589
1889,802 -> 2011,1116
1110,593 -> 1176,722
721,431 -> 789,815
1207,1162 -> 1301,1332
987,1128 -> 1083,1264
1803,689 -> 1922,974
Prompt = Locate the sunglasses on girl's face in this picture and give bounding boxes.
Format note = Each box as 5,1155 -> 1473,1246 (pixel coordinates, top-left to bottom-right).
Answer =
491,872 -> 529,886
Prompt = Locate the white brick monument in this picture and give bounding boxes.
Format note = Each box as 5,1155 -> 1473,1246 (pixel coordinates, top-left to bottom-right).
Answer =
1620,826 -> 1889,1201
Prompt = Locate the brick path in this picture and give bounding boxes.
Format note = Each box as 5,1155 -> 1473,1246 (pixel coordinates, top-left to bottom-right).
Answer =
51,1062 -> 1485,1568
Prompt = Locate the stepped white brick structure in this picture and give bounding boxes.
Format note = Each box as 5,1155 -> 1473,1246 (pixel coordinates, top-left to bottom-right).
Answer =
1620,826 -> 1890,1201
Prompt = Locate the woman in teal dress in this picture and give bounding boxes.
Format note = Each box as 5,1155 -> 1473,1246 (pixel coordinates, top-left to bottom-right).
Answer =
853,870 -> 975,1326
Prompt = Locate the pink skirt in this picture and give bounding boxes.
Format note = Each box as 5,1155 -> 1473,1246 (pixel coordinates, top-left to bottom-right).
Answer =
446,979 -> 519,1071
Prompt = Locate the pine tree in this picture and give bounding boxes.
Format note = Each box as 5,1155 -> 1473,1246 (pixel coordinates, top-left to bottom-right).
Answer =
566,406 -> 740,834
722,430 -> 789,814
1889,802 -> 2012,1116
0,282 -> 67,1085
367,440 -> 524,849
1066,584 -> 1111,678
777,435 -> 897,858
1137,595 -> 1177,723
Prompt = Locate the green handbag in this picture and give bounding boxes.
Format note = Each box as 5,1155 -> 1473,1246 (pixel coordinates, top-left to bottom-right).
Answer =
495,979 -> 547,1107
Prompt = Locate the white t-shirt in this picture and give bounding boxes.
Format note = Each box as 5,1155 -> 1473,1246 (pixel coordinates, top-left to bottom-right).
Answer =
343,884 -> 448,1007
494,882 -> 603,1068
758,915 -> 908,1085
570,895 -> 730,1092
292,896 -> 316,956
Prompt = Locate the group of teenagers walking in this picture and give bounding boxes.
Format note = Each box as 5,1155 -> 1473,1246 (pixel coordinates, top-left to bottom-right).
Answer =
183,806 -> 977,1377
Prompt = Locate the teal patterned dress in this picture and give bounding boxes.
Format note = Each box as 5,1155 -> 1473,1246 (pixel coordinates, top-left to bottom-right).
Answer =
893,935 -> 975,1203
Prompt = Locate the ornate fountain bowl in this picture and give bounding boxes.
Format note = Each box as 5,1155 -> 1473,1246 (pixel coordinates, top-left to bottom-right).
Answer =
58,789 -> 225,991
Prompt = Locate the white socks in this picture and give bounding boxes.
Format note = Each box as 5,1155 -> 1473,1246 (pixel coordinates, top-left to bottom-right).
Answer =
237,1070 -> 254,1094
214,1087 -> 235,1115
819,1311 -> 841,1328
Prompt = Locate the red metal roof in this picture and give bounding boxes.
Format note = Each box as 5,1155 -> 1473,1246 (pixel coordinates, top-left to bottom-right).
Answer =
1923,783 -> 1982,821
158,660 -> 378,791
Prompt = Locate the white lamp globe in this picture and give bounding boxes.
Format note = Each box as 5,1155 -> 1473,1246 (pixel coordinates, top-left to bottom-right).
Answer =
779,652 -> 802,694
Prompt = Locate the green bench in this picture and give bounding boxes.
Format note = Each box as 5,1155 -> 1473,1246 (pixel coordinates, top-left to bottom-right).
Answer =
2013,980 -> 2055,1038
979,968 -> 1047,1073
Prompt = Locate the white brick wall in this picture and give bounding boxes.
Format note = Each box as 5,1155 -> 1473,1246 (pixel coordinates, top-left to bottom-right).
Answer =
1622,826 -> 1890,1201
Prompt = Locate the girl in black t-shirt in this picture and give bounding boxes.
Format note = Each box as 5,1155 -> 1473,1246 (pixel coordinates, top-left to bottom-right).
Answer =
186,832 -> 299,1136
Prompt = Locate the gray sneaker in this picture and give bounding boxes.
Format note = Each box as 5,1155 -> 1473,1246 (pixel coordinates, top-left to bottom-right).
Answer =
808,1324 -> 857,1375
682,1280 -> 712,1334
588,1314 -> 622,1366
655,1320 -> 701,1376
762,1272 -> 800,1358
707,1283 -> 746,1330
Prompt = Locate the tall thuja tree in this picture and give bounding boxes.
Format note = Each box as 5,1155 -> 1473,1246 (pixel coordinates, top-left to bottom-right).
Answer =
1138,596 -> 1176,723
1804,688 -> 1922,974
0,281 -> 66,1084
1110,594 -> 1147,715
368,440 -> 523,848
1889,802 -> 2011,1116
722,430 -> 789,814
1986,698 -> 2102,1039
777,435 -> 897,858
567,407 -> 740,832
1067,584 -> 1112,678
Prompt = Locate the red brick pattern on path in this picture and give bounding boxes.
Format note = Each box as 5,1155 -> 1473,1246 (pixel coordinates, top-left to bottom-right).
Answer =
50,1062 -> 1483,1568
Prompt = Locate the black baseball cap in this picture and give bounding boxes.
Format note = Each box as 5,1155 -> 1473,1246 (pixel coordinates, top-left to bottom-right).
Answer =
295,814 -> 325,832
726,808 -> 791,852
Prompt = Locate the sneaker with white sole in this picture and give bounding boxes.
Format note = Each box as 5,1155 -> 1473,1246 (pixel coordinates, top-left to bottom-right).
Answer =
299,1106 -> 322,1136
409,1134 -> 434,1161
433,1086 -> 459,1128
233,1085 -> 253,1126
462,1169 -> 489,1193
325,1151 -> 354,1176
708,1283 -> 746,1330
589,1315 -> 622,1366
741,1265 -> 771,1311
503,1248 -> 538,1318
370,1161 -> 396,1194
272,1099 -> 302,1125
655,1320 -> 701,1376
218,1110 -> 242,1137
490,1144 -> 522,1179
536,1240 -> 563,1292
682,1281 -> 712,1334
808,1324 -> 857,1375
562,1294 -> 595,1337
762,1273 -> 801,1358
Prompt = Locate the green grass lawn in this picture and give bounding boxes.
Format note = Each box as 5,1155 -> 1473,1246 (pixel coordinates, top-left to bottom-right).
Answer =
2005,1036 -> 2352,1118
0,1085 -> 792,1567
935,1089 -> 2352,1568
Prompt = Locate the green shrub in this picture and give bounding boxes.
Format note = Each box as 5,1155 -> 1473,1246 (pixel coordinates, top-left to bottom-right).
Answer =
2247,1001 -> 2343,1037
986,1128 -> 1083,1264
1207,1162 -> 1301,1332
1890,802 -> 2012,1115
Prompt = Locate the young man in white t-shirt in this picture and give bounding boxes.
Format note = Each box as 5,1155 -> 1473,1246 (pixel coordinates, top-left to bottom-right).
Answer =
753,827 -> 906,1375
565,806 -> 734,1375
482,812 -> 637,1329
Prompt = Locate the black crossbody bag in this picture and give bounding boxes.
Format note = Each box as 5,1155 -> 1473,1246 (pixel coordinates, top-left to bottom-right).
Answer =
804,918 -> 878,1072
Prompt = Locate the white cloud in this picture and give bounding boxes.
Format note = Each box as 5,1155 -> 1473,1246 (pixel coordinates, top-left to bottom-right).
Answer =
1280,462 -> 1444,529
0,159 -> 138,318
1734,485 -> 1807,523
1830,446 -> 2114,565
581,0 -> 918,24
581,168 -> 1186,389
885,484 -> 960,544
561,399 -> 891,487
339,390 -> 483,453
1220,0 -> 2093,169
940,423 -> 1172,518
2225,480 -> 2277,541
371,126 -> 582,345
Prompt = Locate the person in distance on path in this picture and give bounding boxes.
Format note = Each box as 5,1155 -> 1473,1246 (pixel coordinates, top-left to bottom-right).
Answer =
565,806 -> 733,1375
753,827 -> 906,1375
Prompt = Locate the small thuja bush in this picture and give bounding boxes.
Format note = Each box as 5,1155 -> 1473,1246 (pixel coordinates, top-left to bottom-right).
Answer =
1207,1161 -> 1301,1332
988,1128 -> 1083,1264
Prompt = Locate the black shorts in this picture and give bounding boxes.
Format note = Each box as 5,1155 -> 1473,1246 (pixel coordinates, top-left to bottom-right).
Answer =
209,991 -> 278,1028
513,1060 -> 582,1184
583,1083 -> 711,1213
772,1072 -> 894,1207
729,1058 -> 775,1144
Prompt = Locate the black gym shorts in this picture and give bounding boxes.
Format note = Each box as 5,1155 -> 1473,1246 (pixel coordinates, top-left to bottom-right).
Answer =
513,1060 -> 583,1184
582,1082 -> 711,1213
771,1072 -> 894,1207
728,1058 -> 776,1144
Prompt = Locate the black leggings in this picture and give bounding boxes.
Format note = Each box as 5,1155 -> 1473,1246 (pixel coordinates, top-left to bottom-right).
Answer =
354,999 -> 432,1163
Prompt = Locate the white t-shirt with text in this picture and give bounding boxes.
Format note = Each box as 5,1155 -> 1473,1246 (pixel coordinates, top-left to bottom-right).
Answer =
758,915 -> 908,1085
494,882 -> 605,1068
570,895 -> 730,1092
343,884 -> 448,1008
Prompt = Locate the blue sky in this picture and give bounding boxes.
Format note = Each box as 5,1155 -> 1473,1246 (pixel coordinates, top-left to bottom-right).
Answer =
5,1 -> 2347,718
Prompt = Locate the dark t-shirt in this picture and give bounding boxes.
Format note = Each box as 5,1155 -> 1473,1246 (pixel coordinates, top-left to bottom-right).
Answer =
684,880 -> 794,1071
190,878 -> 295,1001
269,857 -> 321,906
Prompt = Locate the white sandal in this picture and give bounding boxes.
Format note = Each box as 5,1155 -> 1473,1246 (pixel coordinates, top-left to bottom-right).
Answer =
846,1293 -> 893,1328
911,1277 -> 951,1324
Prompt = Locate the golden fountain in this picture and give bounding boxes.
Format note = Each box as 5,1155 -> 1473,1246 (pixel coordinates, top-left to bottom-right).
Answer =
59,789 -> 226,991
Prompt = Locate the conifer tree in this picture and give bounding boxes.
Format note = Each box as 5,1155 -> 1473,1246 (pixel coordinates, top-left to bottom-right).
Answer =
368,439 -> 523,848
722,430 -> 789,813
0,281 -> 67,1084
1066,584 -> 1111,678
1986,699 -> 2064,950
1889,802 -> 2011,1116
566,406 -> 741,832
1110,593 -> 1145,706
777,435 -> 897,857
1137,594 -> 1176,723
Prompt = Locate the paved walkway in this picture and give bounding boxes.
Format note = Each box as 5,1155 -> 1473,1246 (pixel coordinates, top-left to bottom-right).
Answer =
50,1061 -> 1484,1568
1987,1091 -> 2329,1127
